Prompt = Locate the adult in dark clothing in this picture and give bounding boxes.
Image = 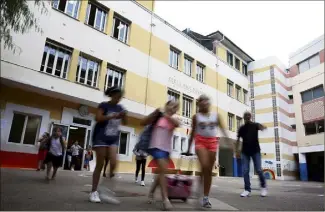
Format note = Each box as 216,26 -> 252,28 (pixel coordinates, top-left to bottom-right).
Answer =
235,112 -> 267,197
133,148 -> 148,186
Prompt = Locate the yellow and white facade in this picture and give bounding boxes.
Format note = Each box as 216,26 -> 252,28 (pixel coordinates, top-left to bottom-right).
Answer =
0,0 -> 250,175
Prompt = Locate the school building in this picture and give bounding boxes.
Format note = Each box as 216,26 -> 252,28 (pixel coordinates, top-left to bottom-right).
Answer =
0,0 -> 323,181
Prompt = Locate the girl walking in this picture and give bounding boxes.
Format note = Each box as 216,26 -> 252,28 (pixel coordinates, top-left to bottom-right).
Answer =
133,147 -> 148,186
143,100 -> 180,210
89,87 -> 127,204
187,94 -> 229,208
84,145 -> 93,171
37,132 -> 50,171
44,127 -> 66,180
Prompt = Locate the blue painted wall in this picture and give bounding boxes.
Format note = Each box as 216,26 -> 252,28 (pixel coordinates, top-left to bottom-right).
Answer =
299,163 -> 308,181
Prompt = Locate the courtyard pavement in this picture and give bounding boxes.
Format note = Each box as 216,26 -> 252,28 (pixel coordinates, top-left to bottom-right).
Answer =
1,168 -> 324,211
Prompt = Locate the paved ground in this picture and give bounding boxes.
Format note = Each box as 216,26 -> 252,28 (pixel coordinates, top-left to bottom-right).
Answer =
1,168 -> 324,211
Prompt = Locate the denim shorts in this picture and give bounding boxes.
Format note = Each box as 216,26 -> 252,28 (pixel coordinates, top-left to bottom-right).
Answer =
148,148 -> 170,160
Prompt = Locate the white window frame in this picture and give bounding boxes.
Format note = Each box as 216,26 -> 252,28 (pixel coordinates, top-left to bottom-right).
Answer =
227,51 -> 233,66
181,137 -> 187,152
112,17 -> 130,43
228,113 -> 234,131
104,66 -> 124,90
243,89 -> 248,104
41,40 -> 72,79
182,95 -> 193,118
167,89 -> 180,102
184,57 -> 192,76
52,0 -> 80,19
298,54 -> 320,73
2,103 -> 50,153
85,2 -> 108,32
227,80 -> 234,97
236,117 -> 242,131
235,57 -> 240,70
242,63 -> 248,76
236,85 -> 241,101
196,63 -> 205,83
172,135 -> 179,151
169,48 -> 180,69
76,56 -> 100,88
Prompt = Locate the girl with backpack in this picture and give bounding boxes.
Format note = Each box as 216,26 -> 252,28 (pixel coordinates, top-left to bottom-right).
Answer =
37,132 -> 50,171
186,94 -> 229,209
142,100 -> 180,210
133,147 -> 148,186
89,87 -> 127,204
44,127 -> 66,180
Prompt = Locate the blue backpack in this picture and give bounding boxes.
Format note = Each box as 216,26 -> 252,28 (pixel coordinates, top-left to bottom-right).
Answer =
135,111 -> 163,151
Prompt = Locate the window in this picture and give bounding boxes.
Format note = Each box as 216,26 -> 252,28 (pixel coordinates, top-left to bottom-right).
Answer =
196,63 -> 205,83
242,63 -> 248,76
40,39 -> 72,79
8,113 -> 41,145
236,85 -> 241,101
169,48 -> 180,69
236,117 -> 242,131
288,95 -> 293,100
227,51 -> 233,66
167,89 -> 180,101
172,135 -> 179,151
184,57 -> 192,76
85,1 -> 107,32
301,85 -> 324,103
227,80 -> 234,97
118,132 -> 129,155
181,137 -> 186,152
235,57 -> 240,70
76,55 -> 100,87
182,95 -> 193,118
104,65 -> 124,90
243,89 -> 248,104
52,0 -> 80,18
298,54 -> 320,73
112,15 -> 130,43
304,120 -> 324,135
227,113 -> 234,131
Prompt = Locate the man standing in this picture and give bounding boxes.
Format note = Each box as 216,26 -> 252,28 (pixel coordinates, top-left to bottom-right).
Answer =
235,112 -> 267,197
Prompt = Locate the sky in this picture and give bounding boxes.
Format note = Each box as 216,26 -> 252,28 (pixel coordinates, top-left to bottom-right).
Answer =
154,1 -> 324,66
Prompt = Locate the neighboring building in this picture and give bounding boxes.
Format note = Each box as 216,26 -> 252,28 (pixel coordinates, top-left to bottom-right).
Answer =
0,0 -> 250,176
288,35 -> 324,182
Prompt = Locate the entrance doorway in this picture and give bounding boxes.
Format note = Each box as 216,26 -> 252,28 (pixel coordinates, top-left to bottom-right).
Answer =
64,125 -> 87,171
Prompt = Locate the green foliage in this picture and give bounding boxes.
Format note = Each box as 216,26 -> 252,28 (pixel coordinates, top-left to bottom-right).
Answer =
0,0 -> 48,54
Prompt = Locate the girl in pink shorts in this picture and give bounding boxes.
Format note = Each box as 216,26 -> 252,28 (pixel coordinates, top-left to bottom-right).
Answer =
187,94 -> 229,209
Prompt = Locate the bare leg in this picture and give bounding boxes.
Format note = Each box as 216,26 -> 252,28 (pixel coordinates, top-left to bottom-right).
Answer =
52,167 -> 58,179
196,148 -> 216,196
108,146 -> 118,178
156,159 -> 168,200
92,147 -> 106,192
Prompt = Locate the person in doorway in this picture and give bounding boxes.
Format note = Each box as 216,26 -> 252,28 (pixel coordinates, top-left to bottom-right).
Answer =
84,145 -> 93,171
144,100 -> 180,210
89,86 -> 127,204
70,141 -> 83,171
187,94 -> 230,209
133,147 -> 148,186
44,127 -> 66,180
235,111 -> 267,197
37,132 -> 50,171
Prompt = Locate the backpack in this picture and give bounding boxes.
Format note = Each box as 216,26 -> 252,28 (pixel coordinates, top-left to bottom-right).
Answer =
135,111 -> 163,151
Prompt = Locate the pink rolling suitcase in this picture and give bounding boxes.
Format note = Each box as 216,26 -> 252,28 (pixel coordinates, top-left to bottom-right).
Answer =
166,153 -> 194,202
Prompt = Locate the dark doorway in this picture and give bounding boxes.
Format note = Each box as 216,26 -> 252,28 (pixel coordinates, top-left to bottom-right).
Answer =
306,151 -> 324,182
64,126 -> 86,171
219,148 -> 233,176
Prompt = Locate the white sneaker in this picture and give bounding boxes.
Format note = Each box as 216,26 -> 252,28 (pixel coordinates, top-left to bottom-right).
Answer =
89,191 -> 101,203
162,199 -> 173,210
135,179 -> 139,183
140,181 -> 145,186
261,188 -> 267,197
240,190 -> 251,197
71,168 -> 74,171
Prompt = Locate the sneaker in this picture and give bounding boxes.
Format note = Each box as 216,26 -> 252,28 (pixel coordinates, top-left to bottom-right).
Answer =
261,188 -> 268,197
135,178 -> 139,183
240,190 -> 251,197
202,197 -> 212,208
89,191 -> 101,203
141,181 -> 145,186
71,168 -> 74,171
162,199 -> 173,211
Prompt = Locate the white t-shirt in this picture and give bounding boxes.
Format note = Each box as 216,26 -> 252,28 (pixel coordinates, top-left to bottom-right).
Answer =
71,144 -> 82,156
49,138 -> 63,156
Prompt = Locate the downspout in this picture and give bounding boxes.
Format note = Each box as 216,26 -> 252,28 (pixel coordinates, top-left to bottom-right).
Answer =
143,11 -> 154,115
